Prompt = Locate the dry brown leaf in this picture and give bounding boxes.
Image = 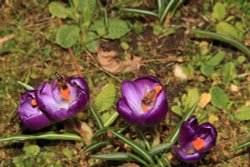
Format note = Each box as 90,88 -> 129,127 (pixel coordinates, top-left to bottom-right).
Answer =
97,48 -> 141,74
199,93 -> 211,108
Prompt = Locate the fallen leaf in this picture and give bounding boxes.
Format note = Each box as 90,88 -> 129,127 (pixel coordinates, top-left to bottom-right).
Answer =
173,64 -> 187,80
230,84 -> 239,92
208,115 -> 219,124
73,121 -> 93,146
97,48 -> 141,74
199,93 -> 211,108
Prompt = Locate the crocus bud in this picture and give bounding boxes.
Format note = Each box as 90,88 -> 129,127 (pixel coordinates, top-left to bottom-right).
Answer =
35,75 -> 89,122
18,90 -> 52,130
173,116 -> 217,162
117,76 -> 168,126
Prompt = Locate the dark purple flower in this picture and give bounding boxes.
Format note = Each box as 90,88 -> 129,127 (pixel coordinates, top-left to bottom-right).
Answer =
100,0 -> 107,6
173,116 -> 217,162
117,76 -> 168,126
35,75 -> 89,122
18,90 -> 52,130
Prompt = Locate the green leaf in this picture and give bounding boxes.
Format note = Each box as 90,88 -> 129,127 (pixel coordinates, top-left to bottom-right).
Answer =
207,51 -> 225,66
94,83 -> 116,112
90,19 -> 130,39
184,88 -> 199,112
212,2 -> 226,20
171,105 -> 182,116
210,86 -> 230,109
149,142 -> 173,156
92,152 -> 129,160
234,106 -> 250,121
84,141 -> 109,153
48,2 -> 69,19
201,65 -> 214,77
23,145 -> 40,157
231,141 -> 250,151
84,32 -> 100,53
223,62 -> 237,82
74,0 -> 96,12
109,129 -> 154,164
56,25 -> 80,48
0,131 -> 82,142
216,22 -> 243,41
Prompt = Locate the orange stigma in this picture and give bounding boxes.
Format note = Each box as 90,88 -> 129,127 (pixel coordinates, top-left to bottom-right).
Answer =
60,86 -> 71,101
192,137 -> 205,151
31,99 -> 37,106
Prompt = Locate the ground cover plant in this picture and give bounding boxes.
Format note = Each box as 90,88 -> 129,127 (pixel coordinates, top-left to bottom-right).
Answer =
0,0 -> 250,166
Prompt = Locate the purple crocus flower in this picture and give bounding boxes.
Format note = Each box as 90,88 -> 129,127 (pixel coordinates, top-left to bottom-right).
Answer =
173,116 -> 217,162
117,76 -> 168,126
35,75 -> 89,122
18,90 -> 52,130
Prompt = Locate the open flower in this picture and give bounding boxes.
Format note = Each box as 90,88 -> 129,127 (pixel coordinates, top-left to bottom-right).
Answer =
35,75 -> 89,122
117,76 -> 168,126
173,116 -> 217,162
18,90 -> 52,130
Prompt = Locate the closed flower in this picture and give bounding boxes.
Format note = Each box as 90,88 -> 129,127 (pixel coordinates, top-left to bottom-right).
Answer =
173,116 -> 217,162
117,76 -> 168,126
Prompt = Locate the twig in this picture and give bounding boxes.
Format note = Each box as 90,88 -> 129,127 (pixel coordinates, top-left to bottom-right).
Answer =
0,34 -> 15,45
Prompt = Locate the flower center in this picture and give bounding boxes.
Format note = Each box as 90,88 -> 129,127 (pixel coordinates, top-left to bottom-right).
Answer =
192,137 -> 205,151
60,86 -> 71,101
31,99 -> 37,107
141,85 -> 162,112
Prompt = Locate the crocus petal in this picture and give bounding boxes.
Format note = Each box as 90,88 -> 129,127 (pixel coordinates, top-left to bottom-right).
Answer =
196,122 -> 217,152
179,116 -> 199,147
121,80 -> 144,114
18,91 -> 52,130
68,77 -> 89,95
173,145 -> 203,162
134,76 -> 160,94
117,98 -> 139,125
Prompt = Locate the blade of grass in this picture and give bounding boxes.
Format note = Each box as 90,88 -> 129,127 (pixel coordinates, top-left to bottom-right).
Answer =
91,152 -> 129,160
149,142 -> 173,156
89,104 -> 104,130
84,141 -> 109,153
157,0 -> 163,14
154,155 -> 165,167
121,8 -> 158,17
17,81 -> 34,90
127,152 -> 149,166
104,112 -> 119,127
135,126 -> 151,150
167,101 -> 199,143
160,0 -> 175,22
230,141 -> 250,151
191,29 -> 250,57
0,131 -> 82,142
109,129 -> 154,164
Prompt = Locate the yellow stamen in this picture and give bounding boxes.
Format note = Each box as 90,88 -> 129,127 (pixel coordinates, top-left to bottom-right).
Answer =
60,86 -> 71,101
192,137 -> 205,151
31,99 -> 37,106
